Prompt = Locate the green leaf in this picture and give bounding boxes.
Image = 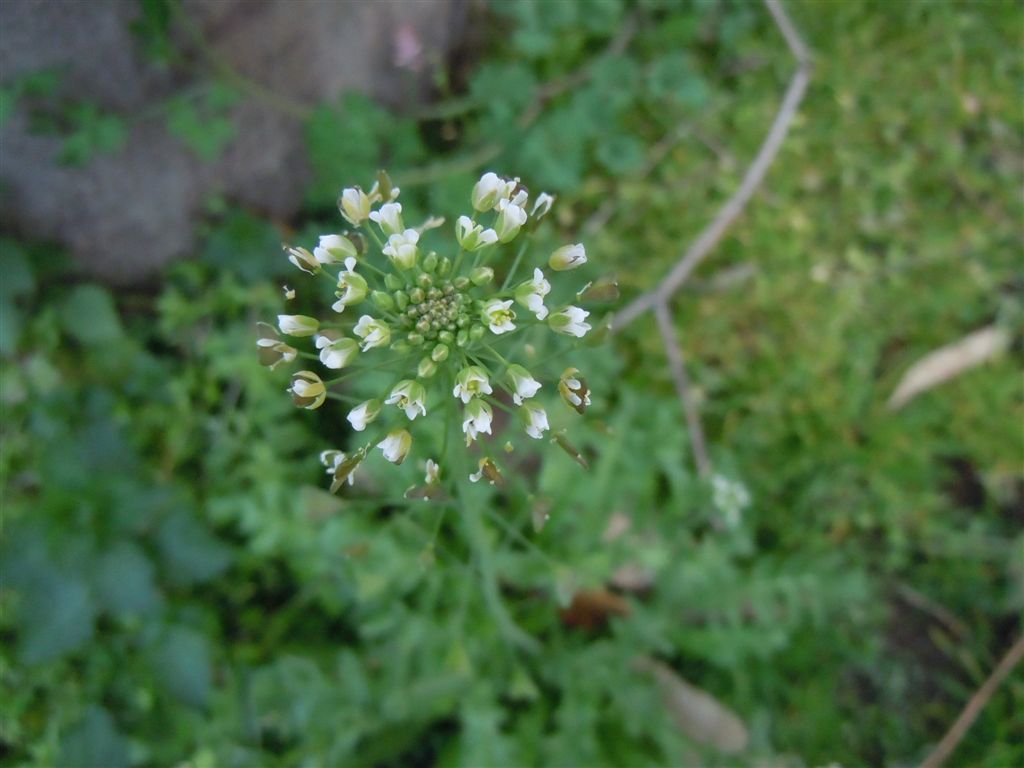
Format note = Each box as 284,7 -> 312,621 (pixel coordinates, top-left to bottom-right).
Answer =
166,94 -> 237,160
60,285 -> 123,345
0,239 -> 36,299
201,209 -> 284,282
153,626 -> 213,709
18,572 -> 96,664
94,542 -> 163,618
595,134 -> 646,175
58,706 -> 129,768
156,508 -> 232,586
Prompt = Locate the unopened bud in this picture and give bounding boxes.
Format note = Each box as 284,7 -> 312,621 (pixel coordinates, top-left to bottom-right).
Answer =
417,357 -> 437,378
407,332 -> 424,346
469,325 -> 485,341
453,276 -> 470,290
470,266 -> 494,286
437,257 -> 452,277
431,343 -> 449,362
371,290 -> 395,311
409,287 -> 425,304
394,290 -> 409,310
384,274 -> 403,291
422,252 -> 438,273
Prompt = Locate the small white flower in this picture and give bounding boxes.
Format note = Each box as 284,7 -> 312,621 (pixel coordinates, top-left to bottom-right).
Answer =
482,299 -> 516,335
288,370 -> 326,410
471,172 -> 509,212
382,228 -> 420,270
531,192 -> 555,220
346,399 -> 381,432
386,379 -> 427,420
558,367 -> 591,413
711,474 -> 751,529
339,187 -> 372,225
377,429 -> 412,464
520,403 -> 550,440
468,457 -> 503,485
424,459 -> 440,485
283,285 -> 295,300
256,322 -> 297,370
514,267 -> 551,320
462,398 -> 493,443
320,450 -> 358,488
353,315 -> 391,351
495,198 -> 528,243
332,258 -> 369,313
506,364 -> 541,405
549,243 -> 587,271
286,245 -> 320,275
314,234 -> 356,264
277,314 -> 319,337
453,366 -> 493,404
315,331 -> 359,369
367,178 -> 400,203
455,216 -> 498,251
369,202 -> 404,235
548,306 -> 591,338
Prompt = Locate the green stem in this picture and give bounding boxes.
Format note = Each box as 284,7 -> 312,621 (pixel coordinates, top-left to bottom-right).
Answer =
500,239 -> 531,290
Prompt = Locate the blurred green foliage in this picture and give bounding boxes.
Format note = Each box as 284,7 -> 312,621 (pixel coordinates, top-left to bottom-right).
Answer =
2,1 -> 1022,766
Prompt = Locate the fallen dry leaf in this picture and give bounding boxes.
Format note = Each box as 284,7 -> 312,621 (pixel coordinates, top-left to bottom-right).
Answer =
887,325 -> 1010,410
633,656 -> 749,754
559,588 -> 630,630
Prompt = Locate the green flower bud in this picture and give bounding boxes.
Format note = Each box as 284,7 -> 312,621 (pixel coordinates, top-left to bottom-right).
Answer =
394,290 -> 409,310
417,357 -> 437,378
437,257 -> 452,277
438,330 -> 454,345
456,329 -> 470,347
407,332 -> 425,346
409,287 -> 425,304
469,325 -> 485,341
453,276 -> 470,290
371,290 -> 395,311
417,273 -> 433,290
391,340 -> 411,354
422,252 -> 438,273
470,266 -> 494,286
431,343 -> 449,362
385,273 -> 403,291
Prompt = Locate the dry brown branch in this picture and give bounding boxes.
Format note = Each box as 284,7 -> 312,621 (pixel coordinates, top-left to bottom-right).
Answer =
655,301 -> 711,478
920,634 -> 1024,768
610,0 -> 811,331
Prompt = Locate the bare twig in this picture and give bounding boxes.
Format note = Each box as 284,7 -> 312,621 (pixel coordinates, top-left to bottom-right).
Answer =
610,0 -> 811,332
920,634 -> 1024,768
655,301 -> 711,478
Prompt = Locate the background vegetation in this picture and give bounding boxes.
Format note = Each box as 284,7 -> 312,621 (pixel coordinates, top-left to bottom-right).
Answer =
2,1 -> 1021,766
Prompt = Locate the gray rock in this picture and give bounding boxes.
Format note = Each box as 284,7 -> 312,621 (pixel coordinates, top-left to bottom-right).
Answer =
0,0 -> 465,284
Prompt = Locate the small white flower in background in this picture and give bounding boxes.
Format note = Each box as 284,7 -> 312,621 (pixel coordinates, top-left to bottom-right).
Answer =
548,306 -> 591,338
314,234 -> 357,264
455,216 -> 498,251
462,398 -> 493,443
520,402 -> 550,439
332,258 -> 369,313
367,179 -> 400,203
323,448 -> 365,491
382,228 -> 420,270
347,399 -> 381,432
453,366 -> 493,404
256,323 -> 297,370
549,243 -> 587,271
369,202 -> 404,235
469,457 -> 503,485
711,474 -> 751,529
282,285 -> 295,300
339,187 -> 372,226
482,299 -> 516,335
471,172 -> 509,212
558,367 -> 591,414
514,268 -> 550,320
278,314 -> 320,337
315,331 -> 359,369
386,379 -> 427,420
495,197 -> 528,243
506,364 -> 541,405
353,315 -> 391,351
377,429 -> 412,464
288,370 -> 327,410
424,459 -> 440,485
286,245 -> 320,275
531,192 -> 555,220
320,449 -> 344,473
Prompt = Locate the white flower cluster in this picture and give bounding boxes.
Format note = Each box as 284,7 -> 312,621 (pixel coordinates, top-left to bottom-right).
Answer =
261,171 -> 609,491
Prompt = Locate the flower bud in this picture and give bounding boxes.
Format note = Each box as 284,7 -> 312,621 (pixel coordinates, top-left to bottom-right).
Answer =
386,380 -> 427,420
530,192 -> 555,220
353,315 -> 390,351
469,325 -> 485,341
417,357 -> 437,378
385,274 -> 403,291
409,287 -> 425,304
495,198 -> 527,243
437,257 -> 452,277
315,330 -> 360,369
285,245 -> 320,275
288,370 -> 327,410
470,266 -> 494,286
371,290 -> 395,311
549,243 -> 588,271
394,290 -> 409,310
375,170 -> 397,203
332,261 -> 368,312
417,273 -> 433,290
422,252 -> 439,273
407,332 -> 424,346
456,215 -> 499,251
438,330 -> 455,345
506,364 -> 541,405
431,343 -> 449,362
548,306 -> 591,338
278,314 -> 319,337
255,322 -> 297,370
383,228 -> 419,270
471,172 -> 507,212
369,202 -> 404,236
520,402 -> 550,439
377,429 -> 412,464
